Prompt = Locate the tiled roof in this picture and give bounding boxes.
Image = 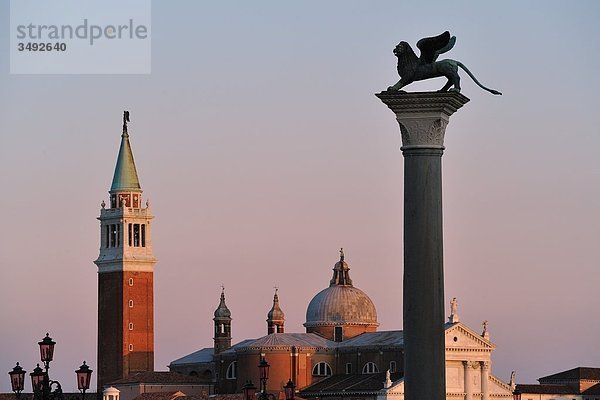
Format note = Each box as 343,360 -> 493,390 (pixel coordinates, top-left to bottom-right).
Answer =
170,348 -> 214,366
173,325 -> 463,365
516,384 -> 575,395
238,333 -> 335,350
132,391 -> 185,400
300,372 -> 403,396
337,331 -> 403,349
219,339 -> 258,355
109,371 -> 208,385
539,367 -> 600,382
583,383 -> 600,395
207,394 -> 245,400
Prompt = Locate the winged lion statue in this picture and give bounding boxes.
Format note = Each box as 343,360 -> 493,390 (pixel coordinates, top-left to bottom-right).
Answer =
387,31 -> 501,95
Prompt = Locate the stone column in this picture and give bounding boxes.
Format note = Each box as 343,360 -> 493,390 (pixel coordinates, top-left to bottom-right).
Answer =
376,91 -> 469,400
463,361 -> 473,400
481,361 -> 490,400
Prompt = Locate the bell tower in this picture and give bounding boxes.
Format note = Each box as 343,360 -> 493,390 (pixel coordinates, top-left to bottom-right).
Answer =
94,112 -> 157,392
266,288 -> 285,334
213,288 -> 232,355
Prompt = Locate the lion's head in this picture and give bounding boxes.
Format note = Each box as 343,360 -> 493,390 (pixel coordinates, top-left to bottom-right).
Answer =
393,41 -> 410,57
393,41 -> 418,78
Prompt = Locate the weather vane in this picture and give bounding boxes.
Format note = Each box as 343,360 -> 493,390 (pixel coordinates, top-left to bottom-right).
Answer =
123,110 -> 130,134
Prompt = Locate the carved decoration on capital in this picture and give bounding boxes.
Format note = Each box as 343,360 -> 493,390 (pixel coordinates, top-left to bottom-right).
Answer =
481,361 -> 490,370
463,361 -> 479,369
398,118 -> 448,147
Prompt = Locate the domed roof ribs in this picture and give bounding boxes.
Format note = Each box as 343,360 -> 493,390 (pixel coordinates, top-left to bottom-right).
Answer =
330,248 -> 353,287
111,111 -> 141,193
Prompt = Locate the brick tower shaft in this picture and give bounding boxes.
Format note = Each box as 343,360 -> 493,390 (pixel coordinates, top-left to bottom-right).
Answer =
94,112 -> 157,393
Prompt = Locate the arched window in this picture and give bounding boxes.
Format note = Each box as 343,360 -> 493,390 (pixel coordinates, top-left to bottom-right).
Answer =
226,361 -> 237,379
389,361 -> 397,373
362,362 -> 378,374
312,362 -> 332,376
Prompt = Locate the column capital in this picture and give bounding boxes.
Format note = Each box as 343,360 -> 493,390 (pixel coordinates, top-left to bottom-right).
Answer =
463,361 -> 479,369
376,91 -> 469,150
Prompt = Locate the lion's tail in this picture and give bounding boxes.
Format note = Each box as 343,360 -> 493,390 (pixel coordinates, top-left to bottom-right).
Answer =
456,61 -> 502,95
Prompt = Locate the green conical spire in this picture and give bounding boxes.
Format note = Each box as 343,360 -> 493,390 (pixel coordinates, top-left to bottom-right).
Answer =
110,111 -> 141,192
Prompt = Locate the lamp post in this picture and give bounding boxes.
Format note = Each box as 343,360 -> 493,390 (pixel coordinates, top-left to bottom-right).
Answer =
8,334 -> 93,400
242,357 -> 294,400
75,362 -> 93,400
242,380 -> 258,400
9,363 -> 26,400
258,357 -> 271,399
283,380 -> 295,400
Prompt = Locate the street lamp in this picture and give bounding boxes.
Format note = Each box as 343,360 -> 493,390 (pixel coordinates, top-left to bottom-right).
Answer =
244,357 -> 294,400
8,363 -> 26,400
8,334 -> 93,400
283,380 -> 295,400
75,362 -> 93,400
242,380 -> 258,400
39,334 -> 56,370
257,357 -> 275,400
512,388 -> 522,400
30,364 -> 46,395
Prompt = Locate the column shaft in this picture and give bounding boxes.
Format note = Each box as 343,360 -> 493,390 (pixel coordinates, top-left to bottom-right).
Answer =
403,147 -> 445,400
376,91 -> 470,400
464,362 -> 473,400
481,362 -> 490,400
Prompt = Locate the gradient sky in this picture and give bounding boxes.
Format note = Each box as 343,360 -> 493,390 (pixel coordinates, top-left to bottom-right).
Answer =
1,0 -> 599,393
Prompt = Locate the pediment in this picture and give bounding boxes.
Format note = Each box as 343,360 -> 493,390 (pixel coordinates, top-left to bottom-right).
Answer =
445,323 -> 495,351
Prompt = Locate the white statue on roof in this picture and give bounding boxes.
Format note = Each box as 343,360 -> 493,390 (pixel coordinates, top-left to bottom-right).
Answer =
449,297 -> 459,323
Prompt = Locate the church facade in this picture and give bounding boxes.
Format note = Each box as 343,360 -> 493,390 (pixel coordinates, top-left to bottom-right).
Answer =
169,251 -> 513,400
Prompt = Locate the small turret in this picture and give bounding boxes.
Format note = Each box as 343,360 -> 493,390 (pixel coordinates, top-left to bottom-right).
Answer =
330,248 -> 353,286
213,287 -> 232,354
267,288 -> 285,334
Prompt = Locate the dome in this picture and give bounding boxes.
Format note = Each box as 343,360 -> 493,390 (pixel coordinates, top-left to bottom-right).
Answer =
304,285 -> 378,327
267,290 -> 285,321
304,248 -> 378,329
214,289 -> 231,319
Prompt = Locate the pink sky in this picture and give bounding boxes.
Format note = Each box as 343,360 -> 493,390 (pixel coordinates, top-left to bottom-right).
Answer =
1,1 -> 599,393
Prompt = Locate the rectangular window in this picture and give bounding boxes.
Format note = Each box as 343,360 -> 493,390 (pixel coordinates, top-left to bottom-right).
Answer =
128,223 -> 132,247
141,224 -> 146,247
105,225 -> 110,248
133,224 -> 140,247
334,326 -> 343,342
345,363 -> 352,374
117,224 -> 121,247
389,361 -> 396,373
110,224 -> 117,247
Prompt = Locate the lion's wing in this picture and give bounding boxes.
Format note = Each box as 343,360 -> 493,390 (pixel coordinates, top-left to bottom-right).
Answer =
416,31 -> 455,64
